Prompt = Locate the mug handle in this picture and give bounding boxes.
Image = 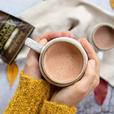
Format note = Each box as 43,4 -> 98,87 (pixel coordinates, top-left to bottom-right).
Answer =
25,37 -> 43,53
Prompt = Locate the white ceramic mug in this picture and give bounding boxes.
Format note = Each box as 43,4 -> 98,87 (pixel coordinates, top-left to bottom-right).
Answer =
25,37 -> 88,87
88,23 -> 114,52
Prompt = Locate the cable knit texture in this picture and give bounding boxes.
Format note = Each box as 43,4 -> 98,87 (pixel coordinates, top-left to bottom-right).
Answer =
4,71 -> 51,114
4,71 -> 76,114
40,100 -> 76,114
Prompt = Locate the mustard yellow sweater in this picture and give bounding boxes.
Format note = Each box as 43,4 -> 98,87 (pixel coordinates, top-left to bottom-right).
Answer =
4,72 -> 76,114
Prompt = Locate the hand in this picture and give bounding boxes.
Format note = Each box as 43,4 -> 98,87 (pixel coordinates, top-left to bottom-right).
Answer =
24,38 -> 47,80
51,38 -> 100,107
23,32 -> 74,80
24,32 -> 100,107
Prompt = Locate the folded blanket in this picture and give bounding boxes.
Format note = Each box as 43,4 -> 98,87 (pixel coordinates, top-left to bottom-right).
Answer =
19,0 -> 114,86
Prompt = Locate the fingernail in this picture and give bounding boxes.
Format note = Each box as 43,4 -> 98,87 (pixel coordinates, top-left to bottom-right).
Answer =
90,59 -> 96,68
39,39 -> 47,45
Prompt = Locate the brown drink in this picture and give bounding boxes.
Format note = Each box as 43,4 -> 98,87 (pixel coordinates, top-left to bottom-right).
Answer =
93,25 -> 114,50
43,42 -> 83,84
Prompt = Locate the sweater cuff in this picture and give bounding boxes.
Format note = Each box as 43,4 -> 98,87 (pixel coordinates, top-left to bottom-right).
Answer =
4,71 -> 51,114
40,100 -> 76,114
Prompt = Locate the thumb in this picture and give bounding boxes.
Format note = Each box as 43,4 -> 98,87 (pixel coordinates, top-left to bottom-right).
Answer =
77,59 -> 97,88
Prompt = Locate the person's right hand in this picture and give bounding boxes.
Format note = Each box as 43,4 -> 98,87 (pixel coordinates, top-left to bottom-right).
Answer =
51,38 -> 100,107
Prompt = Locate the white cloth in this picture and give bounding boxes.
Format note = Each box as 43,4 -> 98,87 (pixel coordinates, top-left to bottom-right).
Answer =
19,0 -> 114,86
19,0 -> 114,38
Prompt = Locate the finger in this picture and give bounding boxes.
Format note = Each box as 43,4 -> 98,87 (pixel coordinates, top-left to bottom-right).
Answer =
39,38 -> 48,45
79,38 -> 97,60
78,39 -> 100,87
77,59 -> 99,91
79,38 -> 100,72
38,32 -> 75,41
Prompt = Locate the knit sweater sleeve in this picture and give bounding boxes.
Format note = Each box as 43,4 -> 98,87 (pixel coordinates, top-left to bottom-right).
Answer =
40,100 -> 76,114
4,71 -> 77,114
4,71 -> 51,114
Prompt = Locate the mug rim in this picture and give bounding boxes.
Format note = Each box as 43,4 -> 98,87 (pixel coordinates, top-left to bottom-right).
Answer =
39,37 -> 88,87
89,23 -> 114,51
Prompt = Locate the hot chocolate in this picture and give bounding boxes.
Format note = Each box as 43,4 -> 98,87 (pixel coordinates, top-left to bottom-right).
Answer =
93,25 -> 114,50
43,42 -> 83,84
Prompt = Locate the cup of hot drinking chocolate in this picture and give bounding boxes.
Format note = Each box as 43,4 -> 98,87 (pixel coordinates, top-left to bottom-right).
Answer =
25,37 -> 88,87
88,23 -> 114,52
